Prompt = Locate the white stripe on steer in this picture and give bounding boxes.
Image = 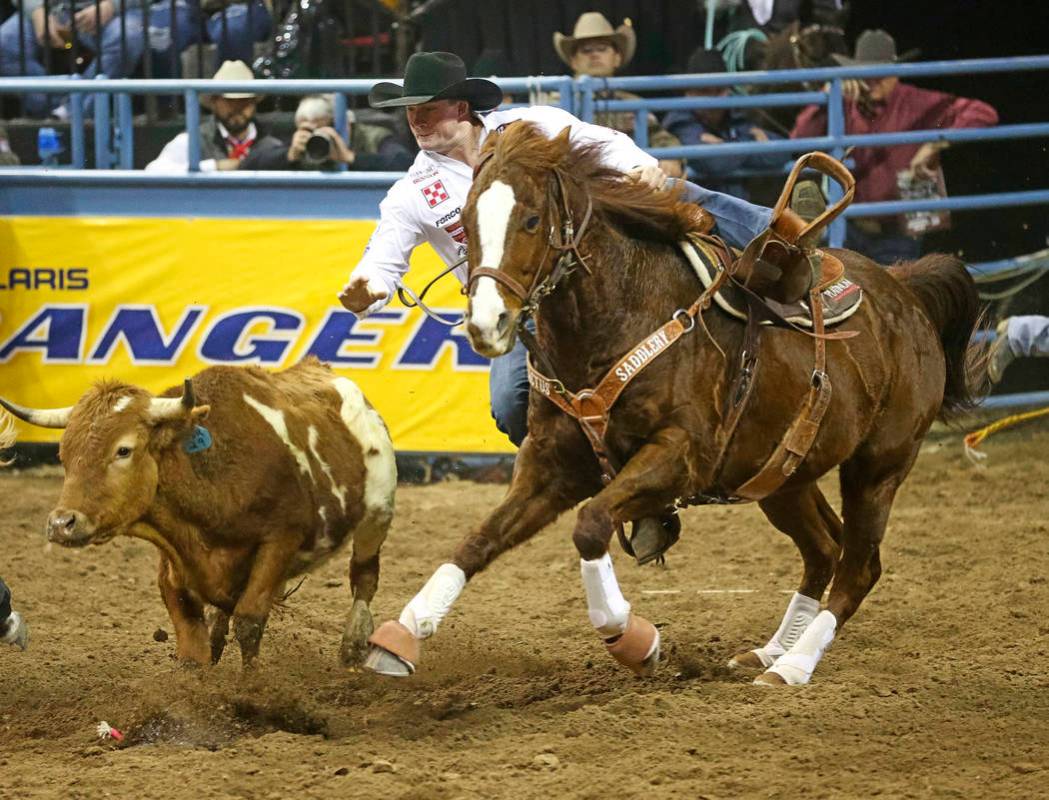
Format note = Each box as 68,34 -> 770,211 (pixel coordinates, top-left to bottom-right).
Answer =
308,424 -> 348,512
472,180 -> 515,335
242,394 -> 315,481
331,377 -> 396,519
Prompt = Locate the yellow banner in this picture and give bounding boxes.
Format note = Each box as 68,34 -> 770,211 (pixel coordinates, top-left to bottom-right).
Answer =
0,217 -> 513,453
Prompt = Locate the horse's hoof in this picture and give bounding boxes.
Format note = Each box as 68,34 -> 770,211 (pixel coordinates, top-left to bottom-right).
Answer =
753,671 -> 788,687
339,599 -> 375,667
606,614 -> 660,676
363,644 -> 415,677
363,620 -> 419,677
629,515 -> 681,566
728,650 -> 767,671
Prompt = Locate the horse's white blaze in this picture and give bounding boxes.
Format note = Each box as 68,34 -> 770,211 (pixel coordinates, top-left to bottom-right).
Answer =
242,394 -> 315,482
331,377 -> 396,554
472,180 -> 516,344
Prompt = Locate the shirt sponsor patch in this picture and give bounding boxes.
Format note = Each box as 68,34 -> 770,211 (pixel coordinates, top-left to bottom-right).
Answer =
421,180 -> 450,208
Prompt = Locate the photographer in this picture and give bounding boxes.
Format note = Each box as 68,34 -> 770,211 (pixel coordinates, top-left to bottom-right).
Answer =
243,94 -> 413,172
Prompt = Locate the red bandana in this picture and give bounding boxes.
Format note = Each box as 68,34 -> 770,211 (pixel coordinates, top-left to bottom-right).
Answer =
227,136 -> 255,160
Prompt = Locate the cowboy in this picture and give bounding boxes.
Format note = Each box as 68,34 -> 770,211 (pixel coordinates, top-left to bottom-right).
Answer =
337,51 -> 773,451
987,315 -> 1049,384
791,30 -> 998,264
552,13 -> 684,179
145,60 -> 283,172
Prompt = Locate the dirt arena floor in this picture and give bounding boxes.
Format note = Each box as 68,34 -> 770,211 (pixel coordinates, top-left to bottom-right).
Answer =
1,423 -> 1047,799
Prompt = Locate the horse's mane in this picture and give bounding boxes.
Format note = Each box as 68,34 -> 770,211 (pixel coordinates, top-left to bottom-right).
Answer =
481,121 -> 698,243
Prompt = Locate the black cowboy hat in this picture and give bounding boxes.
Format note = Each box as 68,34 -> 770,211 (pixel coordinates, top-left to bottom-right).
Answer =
369,51 -> 503,111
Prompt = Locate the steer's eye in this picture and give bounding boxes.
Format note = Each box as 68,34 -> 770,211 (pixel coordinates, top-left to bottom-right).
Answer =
115,446 -> 133,459
524,215 -> 540,232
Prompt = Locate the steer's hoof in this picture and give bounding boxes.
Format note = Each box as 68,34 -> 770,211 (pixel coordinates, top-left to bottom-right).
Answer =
606,614 -> 660,676
753,671 -> 788,687
728,650 -> 767,671
363,621 -> 419,677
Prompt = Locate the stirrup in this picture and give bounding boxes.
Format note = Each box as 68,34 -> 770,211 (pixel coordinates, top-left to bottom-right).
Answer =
624,514 -> 681,566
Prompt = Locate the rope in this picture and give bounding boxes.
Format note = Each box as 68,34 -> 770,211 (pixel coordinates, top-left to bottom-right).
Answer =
963,405 -> 1049,463
717,29 -> 768,74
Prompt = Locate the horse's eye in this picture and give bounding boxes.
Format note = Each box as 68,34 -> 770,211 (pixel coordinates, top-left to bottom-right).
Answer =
524,215 -> 540,232
115,446 -> 133,459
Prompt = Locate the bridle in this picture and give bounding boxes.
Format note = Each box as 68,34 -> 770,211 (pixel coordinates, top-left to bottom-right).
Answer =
464,165 -> 594,322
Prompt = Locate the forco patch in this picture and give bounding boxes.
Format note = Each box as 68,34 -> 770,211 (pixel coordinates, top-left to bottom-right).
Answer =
421,180 -> 450,208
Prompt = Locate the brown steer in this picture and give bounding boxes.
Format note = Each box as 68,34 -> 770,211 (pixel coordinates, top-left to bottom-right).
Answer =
1,358 -> 396,667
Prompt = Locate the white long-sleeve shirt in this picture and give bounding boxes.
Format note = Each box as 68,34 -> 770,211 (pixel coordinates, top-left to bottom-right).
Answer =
144,122 -> 258,173
348,104 -> 657,316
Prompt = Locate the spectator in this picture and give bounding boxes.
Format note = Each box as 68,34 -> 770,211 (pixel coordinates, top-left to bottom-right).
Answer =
552,12 -> 684,178
0,577 -> 29,651
791,30 -> 998,264
664,47 -> 784,201
0,0 -> 144,118
145,59 -> 282,172
242,94 -> 414,171
988,315 -> 1049,383
128,1 -> 271,80
472,48 -> 514,107
198,0 -> 271,66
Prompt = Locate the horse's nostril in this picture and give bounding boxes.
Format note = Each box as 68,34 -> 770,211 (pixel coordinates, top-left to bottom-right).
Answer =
496,311 -> 510,335
62,514 -> 76,530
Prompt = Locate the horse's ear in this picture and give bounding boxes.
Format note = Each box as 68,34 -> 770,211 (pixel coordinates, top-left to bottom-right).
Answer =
552,126 -> 573,156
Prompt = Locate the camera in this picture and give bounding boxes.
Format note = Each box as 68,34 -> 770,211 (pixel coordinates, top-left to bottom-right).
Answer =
302,130 -> 337,167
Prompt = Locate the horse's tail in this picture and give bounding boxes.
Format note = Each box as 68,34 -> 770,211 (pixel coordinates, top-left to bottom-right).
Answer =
889,254 -> 985,421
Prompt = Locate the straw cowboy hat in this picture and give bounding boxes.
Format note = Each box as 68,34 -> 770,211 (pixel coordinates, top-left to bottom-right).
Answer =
831,29 -> 920,67
554,12 -> 636,67
369,51 -> 503,111
202,60 -> 259,106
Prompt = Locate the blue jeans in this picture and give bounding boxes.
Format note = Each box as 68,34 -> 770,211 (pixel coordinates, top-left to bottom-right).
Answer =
674,179 -> 773,250
489,332 -> 531,447
135,1 -> 201,78
488,186 -> 774,447
205,2 -> 271,65
0,12 -> 144,117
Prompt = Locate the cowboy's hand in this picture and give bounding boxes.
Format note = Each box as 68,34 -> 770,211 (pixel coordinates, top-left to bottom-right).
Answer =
32,9 -> 67,47
700,132 -> 724,145
628,165 -> 669,191
74,0 -> 114,34
287,128 -> 311,163
216,158 -> 241,171
313,127 -> 356,166
1,611 -> 29,651
910,142 -> 946,180
338,275 -> 388,314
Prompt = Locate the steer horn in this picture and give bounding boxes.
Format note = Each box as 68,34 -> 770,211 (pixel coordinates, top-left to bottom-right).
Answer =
147,378 -> 196,422
0,396 -> 73,428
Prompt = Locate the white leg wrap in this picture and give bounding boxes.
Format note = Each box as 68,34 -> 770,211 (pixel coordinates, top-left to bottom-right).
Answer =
765,609 -> 838,685
752,592 -> 821,668
397,563 -> 466,640
581,554 -> 631,638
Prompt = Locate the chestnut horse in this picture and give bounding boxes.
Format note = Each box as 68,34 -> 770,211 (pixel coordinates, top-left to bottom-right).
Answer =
364,122 -> 980,686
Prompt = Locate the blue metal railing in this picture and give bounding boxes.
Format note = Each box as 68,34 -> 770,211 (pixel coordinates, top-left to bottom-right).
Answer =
0,75 -> 575,172
577,55 -> 1049,247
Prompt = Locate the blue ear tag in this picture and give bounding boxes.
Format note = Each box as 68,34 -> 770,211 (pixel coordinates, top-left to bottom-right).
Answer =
183,424 -> 213,454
